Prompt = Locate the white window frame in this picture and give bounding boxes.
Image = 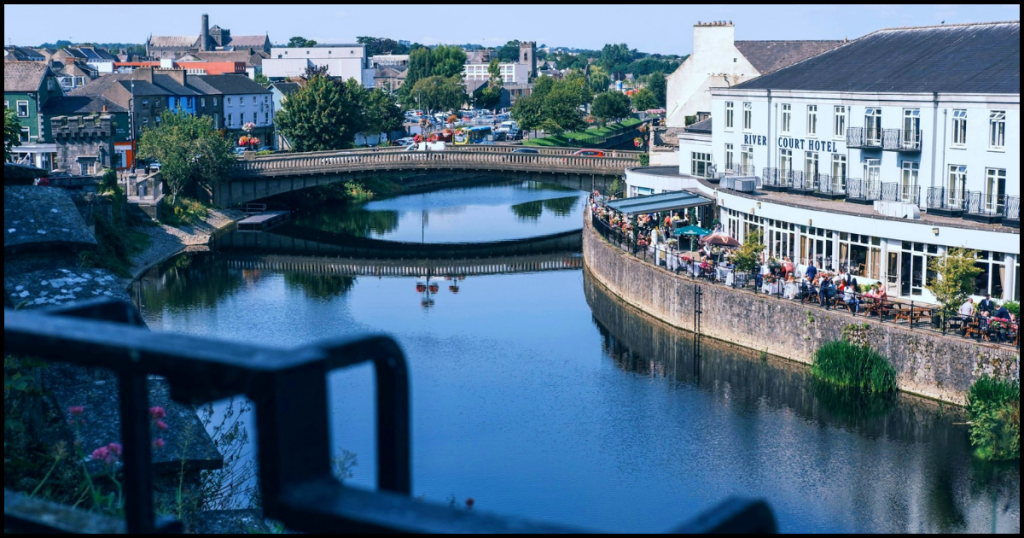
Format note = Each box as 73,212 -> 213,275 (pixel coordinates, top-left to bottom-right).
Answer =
779,149 -> 793,176
741,146 -> 754,175
833,106 -> 845,140
16,100 -> 29,118
985,168 -> 1006,213
781,104 -> 792,134
691,152 -> 712,177
743,102 -> 752,131
989,111 -> 1005,150
832,154 -> 847,182
900,161 -> 919,203
805,152 -> 819,180
227,97 -> 232,106
864,158 -> 881,184
903,109 -> 921,148
213,97 -> 219,106
725,102 -> 734,130
952,109 -> 967,147
725,143 -> 734,171
864,108 -> 882,144
201,97 -> 206,108
19,127 -> 31,142
806,105 -> 817,137
948,165 -> 967,207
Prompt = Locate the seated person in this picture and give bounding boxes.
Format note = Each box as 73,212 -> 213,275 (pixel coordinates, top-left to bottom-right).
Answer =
843,282 -> 860,315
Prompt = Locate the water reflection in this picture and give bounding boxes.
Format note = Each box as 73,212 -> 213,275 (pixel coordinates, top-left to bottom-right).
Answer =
132,254 -> 248,313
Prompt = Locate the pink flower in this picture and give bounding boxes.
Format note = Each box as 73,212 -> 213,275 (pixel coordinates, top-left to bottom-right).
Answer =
68,406 -> 85,416
107,443 -> 122,457
149,407 -> 167,420
92,443 -> 123,466
152,438 -> 166,449
155,420 -> 169,431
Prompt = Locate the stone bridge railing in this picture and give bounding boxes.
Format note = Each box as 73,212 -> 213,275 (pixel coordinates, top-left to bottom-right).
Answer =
233,148 -> 642,179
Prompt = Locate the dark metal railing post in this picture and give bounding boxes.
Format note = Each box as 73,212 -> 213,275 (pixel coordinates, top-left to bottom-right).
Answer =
118,372 -> 155,535
910,301 -> 915,330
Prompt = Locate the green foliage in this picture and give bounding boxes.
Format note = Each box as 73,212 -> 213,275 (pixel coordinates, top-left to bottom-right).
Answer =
138,111 -> 232,205
361,88 -> 405,135
638,154 -> 650,167
287,36 -> 317,48
511,74 -> 592,135
1002,301 -> 1019,318
256,150 -> 275,156
589,71 -> 612,95
275,74 -> 364,152
357,36 -> 410,56
684,115 -> 698,126
732,229 -> 765,273
409,76 -> 467,113
4,107 -> 21,162
494,40 -> 523,63
159,197 -> 209,228
253,71 -> 270,85
810,339 -> 897,394
646,72 -> 667,108
400,45 -> 467,106
967,377 -> 1020,461
600,43 -> 637,79
79,183 -> 148,278
631,87 -> 659,112
510,93 -> 544,133
522,118 -> 641,147
626,56 -> 683,77
928,248 -> 983,324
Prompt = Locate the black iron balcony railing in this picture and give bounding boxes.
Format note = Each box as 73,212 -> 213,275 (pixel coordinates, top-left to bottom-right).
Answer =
847,127 -> 882,149
1004,196 -> 1020,222
735,165 -> 757,176
924,187 -> 966,216
3,299 -> 778,535
882,129 -> 922,152
846,179 -> 881,203
880,183 -> 920,204
790,170 -> 813,193
761,167 -> 790,190
965,191 -> 1004,223
814,174 -> 846,198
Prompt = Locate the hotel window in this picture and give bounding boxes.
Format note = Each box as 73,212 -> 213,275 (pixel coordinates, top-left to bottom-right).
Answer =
974,251 -> 1006,298
725,102 -> 734,130
691,152 -> 712,177
839,233 -> 882,280
806,105 -> 817,137
725,143 -> 734,171
16,101 -> 29,118
833,106 -> 845,139
985,168 -> 1006,213
741,146 -> 754,175
781,104 -> 792,133
903,109 -> 920,148
864,108 -> 882,143
952,109 -> 967,146
989,111 -> 1005,149
947,165 -> 967,207
805,152 -> 819,181
900,161 -> 919,203
265,113 -> 269,124
743,102 -> 752,131
864,158 -> 881,184
831,154 -> 847,182
779,149 -> 793,177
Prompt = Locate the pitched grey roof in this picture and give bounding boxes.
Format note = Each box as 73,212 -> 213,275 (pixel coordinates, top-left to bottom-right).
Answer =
734,40 -> 844,75
185,77 -> 223,96
734,21 -> 1020,94
225,35 -> 270,48
42,95 -> 127,115
196,74 -> 270,95
685,117 -> 713,133
149,36 -> 200,48
4,61 -> 53,92
152,74 -> 199,96
270,82 -> 300,96
191,50 -> 266,66
4,47 -> 46,61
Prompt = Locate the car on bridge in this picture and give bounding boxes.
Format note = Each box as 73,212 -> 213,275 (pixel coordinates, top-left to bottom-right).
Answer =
395,137 -> 416,147
512,148 -> 539,154
572,150 -> 605,157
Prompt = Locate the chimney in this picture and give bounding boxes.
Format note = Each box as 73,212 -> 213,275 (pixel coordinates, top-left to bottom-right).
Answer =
201,14 -> 210,52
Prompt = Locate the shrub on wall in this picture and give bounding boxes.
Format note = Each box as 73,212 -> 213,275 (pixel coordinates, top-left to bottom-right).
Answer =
967,376 -> 1020,461
811,339 -> 897,394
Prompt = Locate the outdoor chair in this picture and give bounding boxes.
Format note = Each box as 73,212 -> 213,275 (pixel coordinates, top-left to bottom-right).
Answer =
964,318 -> 983,340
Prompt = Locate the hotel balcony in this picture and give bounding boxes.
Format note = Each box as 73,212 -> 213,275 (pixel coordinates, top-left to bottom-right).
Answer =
761,167 -> 789,192
924,187 -> 966,217
1004,196 -> 1020,229
882,128 -> 922,152
789,171 -> 815,195
813,174 -> 846,200
845,178 -> 881,204
965,191 -> 1004,224
846,127 -> 882,149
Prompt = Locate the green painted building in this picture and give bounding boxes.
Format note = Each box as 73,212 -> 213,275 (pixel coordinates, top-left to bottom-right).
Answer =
4,62 -> 63,169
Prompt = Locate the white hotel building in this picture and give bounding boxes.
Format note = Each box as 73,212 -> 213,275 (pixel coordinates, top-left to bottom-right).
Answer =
629,21 -> 1020,304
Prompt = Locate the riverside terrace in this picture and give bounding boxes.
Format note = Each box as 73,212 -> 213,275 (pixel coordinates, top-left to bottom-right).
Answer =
589,199 -> 1020,350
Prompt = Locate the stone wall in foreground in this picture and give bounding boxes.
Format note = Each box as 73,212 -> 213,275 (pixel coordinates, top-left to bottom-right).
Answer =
583,217 -> 1019,405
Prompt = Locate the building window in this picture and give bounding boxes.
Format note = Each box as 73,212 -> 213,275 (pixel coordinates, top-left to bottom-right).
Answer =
741,146 -> 754,175
985,168 -> 1006,213
213,97 -> 219,106
227,97 -> 232,106
725,102 -> 734,130
864,108 -> 882,144
948,165 -> 967,207
806,105 -> 817,137
833,106 -> 845,139
142,99 -> 149,109
17,100 -> 29,118
989,111 -> 1005,149
903,109 -> 920,148
743,102 -> 752,131
900,161 -> 919,203
781,104 -> 792,133
228,113 -> 232,127
253,112 -> 258,124
201,97 -> 206,108
779,149 -> 793,176
724,143 -> 734,171
952,109 -> 967,147
265,112 -> 269,124
142,117 -> 148,128
832,154 -> 847,182
839,233 -> 882,280
974,251 -> 1006,298
805,152 -> 819,181
691,152 -> 712,177
155,116 -> 161,126
19,127 -> 30,142
864,158 -> 881,184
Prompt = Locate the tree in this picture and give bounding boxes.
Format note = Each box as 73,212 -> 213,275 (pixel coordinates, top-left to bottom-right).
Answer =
495,40 -> 522,63
138,111 -> 232,205
631,87 -> 659,112
474,58 -> 504,109
928,248 -> 984,325
4,107 -> 21,163
276,73 -> 364,152
409,76 -> 466,113
600,43 -> 636,80
646,71 -> 667,108
541,86 -> 586,133
287,36 -> 317,48
360,88 -> 405,137
589,70 -> 612,95
400,46 -> 467,107
357,36 -> 409,56
732,230 -> 766,273
561,71 -> 594,106
510,94 -> 544,132
591,91 -> 632,125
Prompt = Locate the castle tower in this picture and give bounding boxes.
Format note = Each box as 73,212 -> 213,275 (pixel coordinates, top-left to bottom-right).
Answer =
519,41 -> 537,78
200,14 -> 210,52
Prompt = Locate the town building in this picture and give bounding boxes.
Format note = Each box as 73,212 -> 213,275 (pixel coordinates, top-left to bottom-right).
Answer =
263,44 -> 374,87
269,82 -> 301,150
146,13 -> 271,59
370,54 -> 410,67
629,21 -> 1021,304
50,60 -> 100,93
4,46 -> 46,62
42,95 -> 130,174
4,61 -> 63,170
176,50 -> 268,80
193,74 -> 273,142
462,42 -> 537,85
374,65 -> 407,94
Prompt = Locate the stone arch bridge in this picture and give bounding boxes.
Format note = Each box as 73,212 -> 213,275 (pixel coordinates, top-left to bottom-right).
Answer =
217,146 -> 642,207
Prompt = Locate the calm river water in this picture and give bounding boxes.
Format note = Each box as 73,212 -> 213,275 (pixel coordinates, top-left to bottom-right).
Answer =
134,179 -> 1019,534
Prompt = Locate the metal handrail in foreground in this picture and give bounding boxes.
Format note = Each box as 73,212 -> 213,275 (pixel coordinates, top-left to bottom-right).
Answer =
3,300 -> 777,534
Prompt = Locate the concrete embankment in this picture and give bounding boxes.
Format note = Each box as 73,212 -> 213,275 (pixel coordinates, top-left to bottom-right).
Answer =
582,215 -> 1019,406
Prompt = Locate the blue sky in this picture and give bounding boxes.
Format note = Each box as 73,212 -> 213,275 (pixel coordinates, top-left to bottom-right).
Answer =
4,4 -> 1020,55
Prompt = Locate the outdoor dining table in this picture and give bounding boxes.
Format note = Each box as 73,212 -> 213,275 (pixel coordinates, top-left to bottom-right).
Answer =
892,303 -> 933,325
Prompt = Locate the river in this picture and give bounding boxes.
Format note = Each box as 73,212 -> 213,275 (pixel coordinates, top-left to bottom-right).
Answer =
133,178 -> 1019,534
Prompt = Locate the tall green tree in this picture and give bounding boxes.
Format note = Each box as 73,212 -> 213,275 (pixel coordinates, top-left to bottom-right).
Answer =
733,230 -> 766,273
138,111 -> 232,205
360,87 -> 405,136
474,58 -> 504,109
928,248 -> 984,325
562,71 -> 594,106
400,46 -> 467,107
588,68 -> 612,95
646,71 -> 667,108
357,36 -> 409,56
287,36 -> 317,48
600,43 -> 635,80
631,87 -> 659,112
541,85 -> 586,134
4,107 -> 21,163
495,40 -> 522,63
409,76 -> 466,113
591,91 -> 632,125
276,74 -> 364,152
510,93 -> 544,132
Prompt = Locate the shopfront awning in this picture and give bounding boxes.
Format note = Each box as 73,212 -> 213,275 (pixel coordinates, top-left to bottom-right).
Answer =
605,190 -> 713,215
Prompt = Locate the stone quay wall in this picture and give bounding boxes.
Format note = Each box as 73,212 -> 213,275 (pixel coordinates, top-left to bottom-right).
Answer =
583,217 -> 1020,405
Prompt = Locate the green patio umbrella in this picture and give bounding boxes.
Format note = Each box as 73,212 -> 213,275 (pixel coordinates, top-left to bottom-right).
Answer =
674,225 -> 710,254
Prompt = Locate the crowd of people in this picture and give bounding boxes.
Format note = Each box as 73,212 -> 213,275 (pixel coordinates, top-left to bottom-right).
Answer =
955,295 -> 1018,343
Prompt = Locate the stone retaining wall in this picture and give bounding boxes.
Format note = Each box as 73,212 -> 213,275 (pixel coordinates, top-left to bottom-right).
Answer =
583,217 -> 1019,405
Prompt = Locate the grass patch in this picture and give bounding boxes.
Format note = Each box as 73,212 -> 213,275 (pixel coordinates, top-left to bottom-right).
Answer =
524,118 -> 642,147
160,197 -> 209,228
79,184 -> 151,278
810,340 -> 897,394
967,376 -> 1020,461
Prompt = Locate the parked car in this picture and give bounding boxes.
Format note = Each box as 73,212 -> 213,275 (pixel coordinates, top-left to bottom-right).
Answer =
394,137 -> 416,147
512,148 -> 539,154
572,150 -> 605,157
148,161 -> 162,171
